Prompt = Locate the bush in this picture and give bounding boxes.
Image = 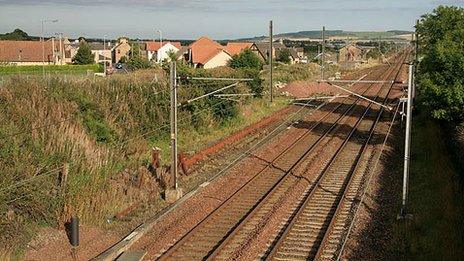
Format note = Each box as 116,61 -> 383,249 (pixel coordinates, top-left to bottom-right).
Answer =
277,49 -> 292,64
229,49 -> 263,70
126,43 -> 151,70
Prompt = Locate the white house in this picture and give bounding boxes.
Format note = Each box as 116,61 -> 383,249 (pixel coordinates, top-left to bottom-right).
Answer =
146,41 -> 181,63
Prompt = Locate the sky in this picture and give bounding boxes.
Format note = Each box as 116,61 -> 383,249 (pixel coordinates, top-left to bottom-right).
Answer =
0,0 -> 463,40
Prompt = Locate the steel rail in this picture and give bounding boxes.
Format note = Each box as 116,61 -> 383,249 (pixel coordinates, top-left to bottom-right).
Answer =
314,53 -> 407,260
265,52 -> 406,260
203,69 -> 392,260
157,70 -> 383,260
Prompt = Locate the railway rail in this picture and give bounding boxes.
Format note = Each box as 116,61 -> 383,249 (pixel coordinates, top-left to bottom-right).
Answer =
265,54 -> 407,261
154,52 -> 408,260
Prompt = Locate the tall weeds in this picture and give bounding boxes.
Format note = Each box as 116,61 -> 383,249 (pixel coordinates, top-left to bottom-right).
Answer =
0,66 -> 268,251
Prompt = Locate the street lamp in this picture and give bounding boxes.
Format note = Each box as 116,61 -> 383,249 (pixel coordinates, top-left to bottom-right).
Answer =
157,30 -> 163,63
41,19 -> 58,77
103,35 -> 107,76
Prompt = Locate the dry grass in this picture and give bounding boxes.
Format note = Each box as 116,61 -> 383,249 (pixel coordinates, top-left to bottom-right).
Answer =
0,65 -> 300,253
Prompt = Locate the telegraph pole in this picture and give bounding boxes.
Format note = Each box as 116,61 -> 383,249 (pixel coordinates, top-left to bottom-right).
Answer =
321,26 -> 325,80
269,20 -> 274,103
170,62 -> 178,190
400,64 -> 414,217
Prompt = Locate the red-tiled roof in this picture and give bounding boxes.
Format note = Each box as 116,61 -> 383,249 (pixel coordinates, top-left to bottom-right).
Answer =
225,42 -> 253,56
0,40 -> 59,63
146,41 -> 181,51
189,36 -> 227,65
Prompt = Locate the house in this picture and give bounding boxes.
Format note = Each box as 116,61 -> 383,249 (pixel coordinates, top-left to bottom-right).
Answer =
288,49 -> 300,64
295,47 -> 305,59
339,43 -> 363,62
255,42 -> 287,62
112,38 -> 131,63
89,42 -> 113,66
63,38 -> 78,64
0,40 -> 67,65
184,37 -> 232,69
225,42 -> 265,60
146,41 -> 181,63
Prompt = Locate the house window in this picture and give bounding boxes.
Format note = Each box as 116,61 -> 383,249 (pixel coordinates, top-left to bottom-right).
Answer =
118,50 -> 121,54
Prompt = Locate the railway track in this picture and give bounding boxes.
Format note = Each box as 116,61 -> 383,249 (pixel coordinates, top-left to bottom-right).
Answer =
265,55 -> 406,261
156,52 -> 407,260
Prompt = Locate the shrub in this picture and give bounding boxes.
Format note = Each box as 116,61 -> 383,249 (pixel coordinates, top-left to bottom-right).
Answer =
229,49 -> 263,70
277,49 -> 292,64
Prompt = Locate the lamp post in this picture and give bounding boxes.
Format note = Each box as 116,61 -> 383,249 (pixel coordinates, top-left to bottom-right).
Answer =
41,19 -> 58,77
157,30 -> 163,63
103,35 -> 107,76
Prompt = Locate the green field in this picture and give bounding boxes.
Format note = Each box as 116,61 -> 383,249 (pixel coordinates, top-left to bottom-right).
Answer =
0,64 -> 103,75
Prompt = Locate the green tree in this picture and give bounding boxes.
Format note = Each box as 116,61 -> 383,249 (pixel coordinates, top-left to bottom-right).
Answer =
417,6 -> 464,122
366,48 -> 381,59
73,42 -> 94,65
0,29 -> 32,40
127,43 -> 150,70
277,49 -> 292,64
229,49 -> 263,70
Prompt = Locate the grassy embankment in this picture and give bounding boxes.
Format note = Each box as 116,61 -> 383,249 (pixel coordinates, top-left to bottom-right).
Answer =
390,113 -> 464,259
0,64 -> 103,76
0,64 -> 299,253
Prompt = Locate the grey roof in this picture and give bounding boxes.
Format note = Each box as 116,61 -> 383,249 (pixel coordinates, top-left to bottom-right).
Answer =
254,42 -> 287,60
88,42 -> 113,51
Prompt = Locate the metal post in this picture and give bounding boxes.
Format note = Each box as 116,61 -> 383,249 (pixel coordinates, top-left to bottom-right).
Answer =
401,64 -> 414,216
378,36 -> 382,63
321,26 -> 325,80
269,20 -> 274,103
103,35 -> 107,76
42,20 -> 45,77
70,216 -> 79,247
158,30 -> 163,63
41,19 -> 58,77
51,36 -> 55,64
415,20 -> 419,64
59,33 -> 63,65
170,62 -> 178,190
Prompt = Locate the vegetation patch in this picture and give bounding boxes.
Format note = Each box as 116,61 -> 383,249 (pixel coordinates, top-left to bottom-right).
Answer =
390,114 -> 464,259
0,64 -> 102,75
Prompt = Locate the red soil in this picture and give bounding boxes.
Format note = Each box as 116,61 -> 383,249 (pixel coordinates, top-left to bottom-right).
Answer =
279,81 -> 338,98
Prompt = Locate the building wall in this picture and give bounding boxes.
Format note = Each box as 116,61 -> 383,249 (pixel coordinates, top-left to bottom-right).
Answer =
113,41 -> 131,63
92,50 -> 112,64
156,44 -> 180,63
2,61 -> 54,66
339,45 -> 362,62
203,51 -> 232,69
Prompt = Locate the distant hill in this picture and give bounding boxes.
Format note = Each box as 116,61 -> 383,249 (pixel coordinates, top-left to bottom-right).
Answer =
238,30 -> 413,41
0,29 -> 38,41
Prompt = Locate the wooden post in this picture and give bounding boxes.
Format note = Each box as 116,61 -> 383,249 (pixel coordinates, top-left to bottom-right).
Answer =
59,163 -> 69,196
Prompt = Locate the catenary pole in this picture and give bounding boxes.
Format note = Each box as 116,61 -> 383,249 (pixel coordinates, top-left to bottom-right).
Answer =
401,64 -> 414,216
269,20 -> 274,103
170,62 -> 178,190
321,26 -> 325,80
